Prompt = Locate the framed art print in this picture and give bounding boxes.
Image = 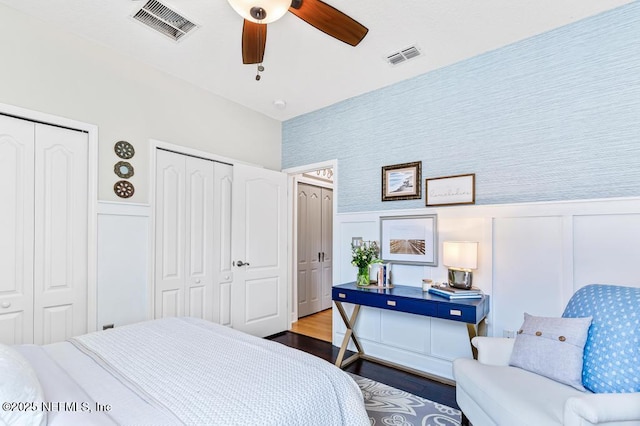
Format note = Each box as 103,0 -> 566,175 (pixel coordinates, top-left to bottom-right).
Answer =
381,161 -> 422,201
380,214 -> 437,266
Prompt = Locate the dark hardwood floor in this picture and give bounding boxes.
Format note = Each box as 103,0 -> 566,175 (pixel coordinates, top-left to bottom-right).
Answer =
266,331 -> 459,410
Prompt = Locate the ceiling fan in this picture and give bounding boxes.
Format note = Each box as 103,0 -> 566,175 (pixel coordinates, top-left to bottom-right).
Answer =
227,0 -> 368,65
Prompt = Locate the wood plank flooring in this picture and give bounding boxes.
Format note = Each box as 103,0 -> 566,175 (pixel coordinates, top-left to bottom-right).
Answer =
290,308 -> 332,342
269,309 -> 458,410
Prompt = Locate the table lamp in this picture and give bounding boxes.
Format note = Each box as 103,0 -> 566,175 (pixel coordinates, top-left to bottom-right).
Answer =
443,241 -> 478,289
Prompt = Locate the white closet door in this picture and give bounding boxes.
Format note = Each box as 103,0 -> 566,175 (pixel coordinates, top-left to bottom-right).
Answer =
231,163 -> 287,337
155,150 -> 216,320
0,116 -> 35,344
33,124 -> 88,345
213,163 -> 233,326
184,156 -> 214,321
155,150 -> 186,318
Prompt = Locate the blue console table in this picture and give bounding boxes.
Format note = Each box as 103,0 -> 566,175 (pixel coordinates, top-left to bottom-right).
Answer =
332,282 -> 489,381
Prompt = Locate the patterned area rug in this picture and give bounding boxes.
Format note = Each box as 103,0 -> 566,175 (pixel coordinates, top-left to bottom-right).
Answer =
349,374 -> 461,426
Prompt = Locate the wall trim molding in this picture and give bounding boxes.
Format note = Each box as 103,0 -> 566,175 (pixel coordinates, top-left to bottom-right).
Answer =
97,201 -> 151,216
332,195 -> 640,381
337,196 -> 640,219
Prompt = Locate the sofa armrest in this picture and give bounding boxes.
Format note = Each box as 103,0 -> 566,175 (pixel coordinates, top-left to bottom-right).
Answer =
564,392 -> 640,425
471,336 -> 515,366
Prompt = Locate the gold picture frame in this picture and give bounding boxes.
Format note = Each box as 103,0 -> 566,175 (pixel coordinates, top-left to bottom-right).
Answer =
381,161 -> 422,201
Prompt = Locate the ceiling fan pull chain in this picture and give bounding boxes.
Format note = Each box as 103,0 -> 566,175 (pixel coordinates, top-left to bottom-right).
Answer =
255,17 -> 265,81
255,17 -> 264,81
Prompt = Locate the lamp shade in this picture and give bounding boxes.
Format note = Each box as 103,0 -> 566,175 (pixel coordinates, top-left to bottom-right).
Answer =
227,0 -> 291,23
442,241 -> 478,270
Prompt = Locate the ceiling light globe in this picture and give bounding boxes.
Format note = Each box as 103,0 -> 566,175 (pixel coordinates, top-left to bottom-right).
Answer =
227,0 -> 291,24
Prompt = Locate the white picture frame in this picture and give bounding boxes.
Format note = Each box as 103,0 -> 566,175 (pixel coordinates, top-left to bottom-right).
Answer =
380,214 -> 438,266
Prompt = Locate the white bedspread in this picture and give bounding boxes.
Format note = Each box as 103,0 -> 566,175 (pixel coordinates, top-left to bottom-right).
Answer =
67,317 -> 369,426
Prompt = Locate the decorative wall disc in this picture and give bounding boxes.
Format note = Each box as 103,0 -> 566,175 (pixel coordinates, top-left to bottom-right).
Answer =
114,161 -> 134,179
114,180 -> 135,198
114,141 -> 135,159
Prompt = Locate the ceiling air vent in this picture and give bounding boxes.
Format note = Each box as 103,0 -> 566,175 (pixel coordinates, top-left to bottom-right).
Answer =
385,45 -> 422,66
133,0 -> 197,42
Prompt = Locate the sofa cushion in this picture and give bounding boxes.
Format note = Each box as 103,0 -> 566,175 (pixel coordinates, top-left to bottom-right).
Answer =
563,284 -> 640,393
509,313 -> 592,391
454,358 -> 586,426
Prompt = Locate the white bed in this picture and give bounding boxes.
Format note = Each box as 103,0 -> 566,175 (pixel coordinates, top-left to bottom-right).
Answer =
1,317 -> 369,426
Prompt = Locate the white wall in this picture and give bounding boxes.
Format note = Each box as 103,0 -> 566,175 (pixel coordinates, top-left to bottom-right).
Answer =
333,197 -> 640,380
97,202 -> 150,329
0,3 -> 281,204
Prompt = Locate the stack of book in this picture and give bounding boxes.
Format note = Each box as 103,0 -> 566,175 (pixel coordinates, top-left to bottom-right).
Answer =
428,283 -> 483,299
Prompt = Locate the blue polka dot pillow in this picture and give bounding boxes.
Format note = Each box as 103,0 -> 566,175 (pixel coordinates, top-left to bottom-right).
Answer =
563,284 -> 640,393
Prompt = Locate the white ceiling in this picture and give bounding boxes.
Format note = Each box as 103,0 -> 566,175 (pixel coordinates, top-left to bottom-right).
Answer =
1,0 -> 632,121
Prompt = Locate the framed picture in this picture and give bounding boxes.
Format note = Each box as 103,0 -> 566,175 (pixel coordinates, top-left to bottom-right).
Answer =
381,161 -> 422,201
425,173 -> 475,207
380,214 -> 438,266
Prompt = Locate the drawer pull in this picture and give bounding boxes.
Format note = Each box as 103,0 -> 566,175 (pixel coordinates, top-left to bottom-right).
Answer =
338,293 -> 346,299
1,301 -> 10,309
387,300 -> 396,307
450,309 -> 462,316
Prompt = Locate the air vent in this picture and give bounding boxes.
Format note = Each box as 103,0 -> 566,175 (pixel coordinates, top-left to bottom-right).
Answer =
133,0 -> 197,41
385,45 -> 422,66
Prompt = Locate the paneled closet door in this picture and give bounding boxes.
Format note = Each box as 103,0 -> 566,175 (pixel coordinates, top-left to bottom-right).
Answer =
297,183 -> 322,317
320,188 -> 333,310
213,163 -> 233,326
184,156 -> 215,321
0,116 -> 35,344
33,124 -> 88,344
155,150 -> 215,320
155,150 -> 186,318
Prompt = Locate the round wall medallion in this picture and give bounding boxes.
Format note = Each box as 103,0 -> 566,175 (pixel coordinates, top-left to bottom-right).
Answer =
114,161 -> 134,179
114,180 -> 135,198
114,140 -> 135,159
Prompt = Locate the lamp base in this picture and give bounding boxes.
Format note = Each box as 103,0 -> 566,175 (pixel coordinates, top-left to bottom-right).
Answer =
448,269 -> 473,289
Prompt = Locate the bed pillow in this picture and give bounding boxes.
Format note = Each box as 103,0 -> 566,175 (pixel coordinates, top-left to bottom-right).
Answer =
0,344 -> 47,426
509,313 -> 592,391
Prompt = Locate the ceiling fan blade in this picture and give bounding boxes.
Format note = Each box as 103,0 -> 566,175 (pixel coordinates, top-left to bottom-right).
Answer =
242,20 -> 267,64
289,0 -> 368,46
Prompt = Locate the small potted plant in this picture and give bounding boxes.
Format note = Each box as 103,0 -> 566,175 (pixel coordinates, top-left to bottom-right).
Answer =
351,240 -> 382,286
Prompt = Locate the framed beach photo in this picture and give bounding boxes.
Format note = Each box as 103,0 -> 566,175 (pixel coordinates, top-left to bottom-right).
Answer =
381,161 -> 422,201
380,214 -> 438,266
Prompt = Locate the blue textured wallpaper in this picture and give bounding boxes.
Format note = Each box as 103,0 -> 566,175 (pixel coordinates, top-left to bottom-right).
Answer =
282,3 -> 640,213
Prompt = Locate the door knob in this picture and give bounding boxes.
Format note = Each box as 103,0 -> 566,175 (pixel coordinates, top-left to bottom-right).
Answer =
1,301 -> 10,309
236,260 -> 250,267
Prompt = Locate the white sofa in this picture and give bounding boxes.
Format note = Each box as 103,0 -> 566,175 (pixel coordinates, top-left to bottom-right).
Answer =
453,284 -> 640,426
454,336 -> 640,425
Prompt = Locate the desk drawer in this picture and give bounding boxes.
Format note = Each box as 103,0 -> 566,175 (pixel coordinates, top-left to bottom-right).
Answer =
437,303 -> 476,323
333,289 -> 437,317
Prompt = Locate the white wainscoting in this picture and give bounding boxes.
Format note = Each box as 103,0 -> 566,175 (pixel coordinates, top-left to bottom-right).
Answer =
332,197 -> 640,381
97,201 -> 151,330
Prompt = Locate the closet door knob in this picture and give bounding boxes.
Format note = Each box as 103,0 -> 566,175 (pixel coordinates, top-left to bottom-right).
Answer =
1,301 -> 10,309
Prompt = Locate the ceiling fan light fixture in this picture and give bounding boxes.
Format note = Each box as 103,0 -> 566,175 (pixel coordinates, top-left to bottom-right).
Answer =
227,0 -> 291,24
